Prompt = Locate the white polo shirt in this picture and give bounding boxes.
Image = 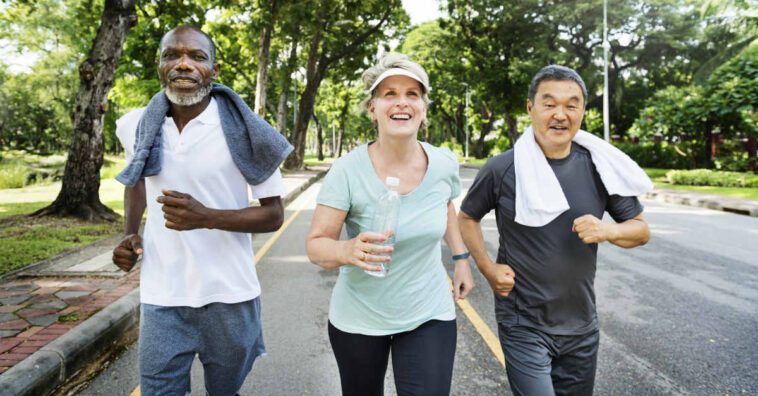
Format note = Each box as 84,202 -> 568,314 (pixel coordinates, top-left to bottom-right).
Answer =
116,98 -> 286,307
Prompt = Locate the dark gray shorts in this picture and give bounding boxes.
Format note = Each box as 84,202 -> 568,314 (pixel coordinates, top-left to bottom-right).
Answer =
139,298 -> 266,396
498,324 -> 599,396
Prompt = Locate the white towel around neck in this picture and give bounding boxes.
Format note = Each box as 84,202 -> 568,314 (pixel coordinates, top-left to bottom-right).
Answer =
513,126 -> 653,227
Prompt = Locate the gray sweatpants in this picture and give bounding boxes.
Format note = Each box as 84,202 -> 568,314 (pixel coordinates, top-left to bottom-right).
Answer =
498,324 -> 599,396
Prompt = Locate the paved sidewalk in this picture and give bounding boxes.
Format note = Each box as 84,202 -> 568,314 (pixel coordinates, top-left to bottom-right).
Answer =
0,164 -> 328,396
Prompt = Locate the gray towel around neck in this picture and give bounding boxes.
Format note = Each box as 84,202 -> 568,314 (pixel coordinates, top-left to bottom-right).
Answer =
115,83 -> 293,187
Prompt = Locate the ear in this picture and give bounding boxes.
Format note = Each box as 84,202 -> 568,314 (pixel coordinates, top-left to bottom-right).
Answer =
212,63 -> 220,81
526,99 -> 533,115
368,100 -> 376,121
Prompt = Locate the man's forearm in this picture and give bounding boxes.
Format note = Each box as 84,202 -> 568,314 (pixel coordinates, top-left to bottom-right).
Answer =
207,196 -> 284,233
124,179 -> 146,235
458,211 -> 495,272
606,216 -> 650,248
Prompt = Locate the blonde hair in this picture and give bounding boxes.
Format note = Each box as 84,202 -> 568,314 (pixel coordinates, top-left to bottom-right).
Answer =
359,53 -> 431,110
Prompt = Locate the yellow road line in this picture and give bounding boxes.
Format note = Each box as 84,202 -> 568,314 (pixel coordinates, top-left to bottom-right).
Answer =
255,208 -> 303,264
448,276 -> 506,368
130,208 -> 303,396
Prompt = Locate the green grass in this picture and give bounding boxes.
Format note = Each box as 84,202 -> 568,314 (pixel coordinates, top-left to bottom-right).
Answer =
0,210 -> 123,274
0,150 -> 124,189
0,164 -> 127,275
644,168 -> 758,200
458,156 -> 488,165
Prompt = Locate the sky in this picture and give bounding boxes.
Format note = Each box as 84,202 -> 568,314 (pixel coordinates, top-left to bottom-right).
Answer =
403,0 -> 444,26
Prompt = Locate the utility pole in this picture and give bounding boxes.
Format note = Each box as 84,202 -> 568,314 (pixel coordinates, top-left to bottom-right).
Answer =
463,83 -> 470,162
603,0 -> 610,141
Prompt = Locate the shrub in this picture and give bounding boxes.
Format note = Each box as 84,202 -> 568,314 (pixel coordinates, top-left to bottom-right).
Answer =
0,161 -> 27,189
613,141 -> 700,169
666,169 -> 758,188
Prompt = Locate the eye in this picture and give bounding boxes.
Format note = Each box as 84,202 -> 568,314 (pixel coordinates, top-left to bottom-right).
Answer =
383,90 -> 396,97
193,55 -> 206,61
568,105 -> 577,110
544,103 -> 554,108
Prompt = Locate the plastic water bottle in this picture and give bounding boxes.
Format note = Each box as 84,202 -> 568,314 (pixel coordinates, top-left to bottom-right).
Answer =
365,176 -> 400,277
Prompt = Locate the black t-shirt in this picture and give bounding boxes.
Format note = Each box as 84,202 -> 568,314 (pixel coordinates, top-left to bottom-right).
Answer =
461,144 -> 643,335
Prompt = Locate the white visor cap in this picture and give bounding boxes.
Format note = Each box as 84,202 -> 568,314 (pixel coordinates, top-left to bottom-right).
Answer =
368,68 -> 430,94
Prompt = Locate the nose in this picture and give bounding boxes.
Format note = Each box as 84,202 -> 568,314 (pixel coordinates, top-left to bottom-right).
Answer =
553,106 -> 567,121
175,55 -> 193,71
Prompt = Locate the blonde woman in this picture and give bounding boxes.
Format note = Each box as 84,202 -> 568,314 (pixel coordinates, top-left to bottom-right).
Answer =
305,53 -> 474,396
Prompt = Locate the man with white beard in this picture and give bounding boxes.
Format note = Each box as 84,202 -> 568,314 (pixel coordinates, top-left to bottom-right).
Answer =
112,26 -> 292,396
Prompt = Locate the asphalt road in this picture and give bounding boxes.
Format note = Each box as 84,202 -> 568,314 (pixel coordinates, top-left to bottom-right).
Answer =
78,166 -> 757,396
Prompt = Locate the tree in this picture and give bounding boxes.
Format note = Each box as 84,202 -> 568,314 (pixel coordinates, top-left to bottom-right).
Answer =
32,0 -> 137,221
282,0 -> 408,169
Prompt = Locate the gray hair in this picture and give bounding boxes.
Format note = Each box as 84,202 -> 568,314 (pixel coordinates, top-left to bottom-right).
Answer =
160,25 -> 217,64
359,53 -> 431,111
528,65 -> 587,105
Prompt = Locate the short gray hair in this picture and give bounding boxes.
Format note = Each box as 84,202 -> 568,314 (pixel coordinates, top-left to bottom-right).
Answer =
360,53 -> 431,111
528,65 -> 587,105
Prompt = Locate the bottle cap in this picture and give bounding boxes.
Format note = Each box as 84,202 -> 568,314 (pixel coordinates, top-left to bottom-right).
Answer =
385,176 -> 400,187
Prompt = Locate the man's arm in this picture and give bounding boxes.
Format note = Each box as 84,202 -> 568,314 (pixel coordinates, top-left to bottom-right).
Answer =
458,210 -> 515,297
112,178 -> 146,271
573,213 -> 650,248
157,189 -> 284,233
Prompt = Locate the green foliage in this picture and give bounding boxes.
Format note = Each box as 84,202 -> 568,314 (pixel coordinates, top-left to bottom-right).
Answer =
630,85 -> 707,141
614,141 -> 703,169
0,161 -> 27,189
666,169 -> 758,187
705,45 -> 758,137
0,0 -> 104,153
582,108 -> 604,137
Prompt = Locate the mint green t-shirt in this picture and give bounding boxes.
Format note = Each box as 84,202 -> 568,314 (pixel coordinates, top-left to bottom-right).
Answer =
317,141 -> 462,335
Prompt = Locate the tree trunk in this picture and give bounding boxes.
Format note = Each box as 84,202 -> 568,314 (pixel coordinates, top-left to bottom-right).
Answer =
336,96 -> 349,157
472,103 -> 494,158
505,112 -> 518,149
314,114 -> 324,161
284,25 -> 323,170
275,40 -> 299,138
254,0 -> 278,116
32,0 -> 137,221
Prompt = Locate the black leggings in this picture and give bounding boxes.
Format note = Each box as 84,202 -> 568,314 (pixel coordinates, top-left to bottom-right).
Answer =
328,319 -> 456,396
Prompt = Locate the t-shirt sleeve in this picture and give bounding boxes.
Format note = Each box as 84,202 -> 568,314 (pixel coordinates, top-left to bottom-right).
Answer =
460,156 -> 502,220
316,159 -> 351,211
606,194 -> 644,223
249,168 -> 287,199
115,108 -> 145,164
115,116 -> 137,163
439,147 -> 462,200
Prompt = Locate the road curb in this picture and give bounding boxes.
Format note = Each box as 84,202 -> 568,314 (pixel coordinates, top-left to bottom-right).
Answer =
0,166 -> 330,396
0,289 -> 140,396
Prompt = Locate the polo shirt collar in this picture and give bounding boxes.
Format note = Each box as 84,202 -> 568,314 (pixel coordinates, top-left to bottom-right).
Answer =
192,97 -> 220,126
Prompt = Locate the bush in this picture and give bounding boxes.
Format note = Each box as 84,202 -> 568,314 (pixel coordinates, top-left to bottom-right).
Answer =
0,161 -> 27,189
666,169 -> 758,188
613,141 -> 700,169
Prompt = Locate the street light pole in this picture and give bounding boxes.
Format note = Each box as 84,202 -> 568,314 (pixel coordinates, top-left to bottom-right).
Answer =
603,0 -> 610,142
464,83 -> 470,162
